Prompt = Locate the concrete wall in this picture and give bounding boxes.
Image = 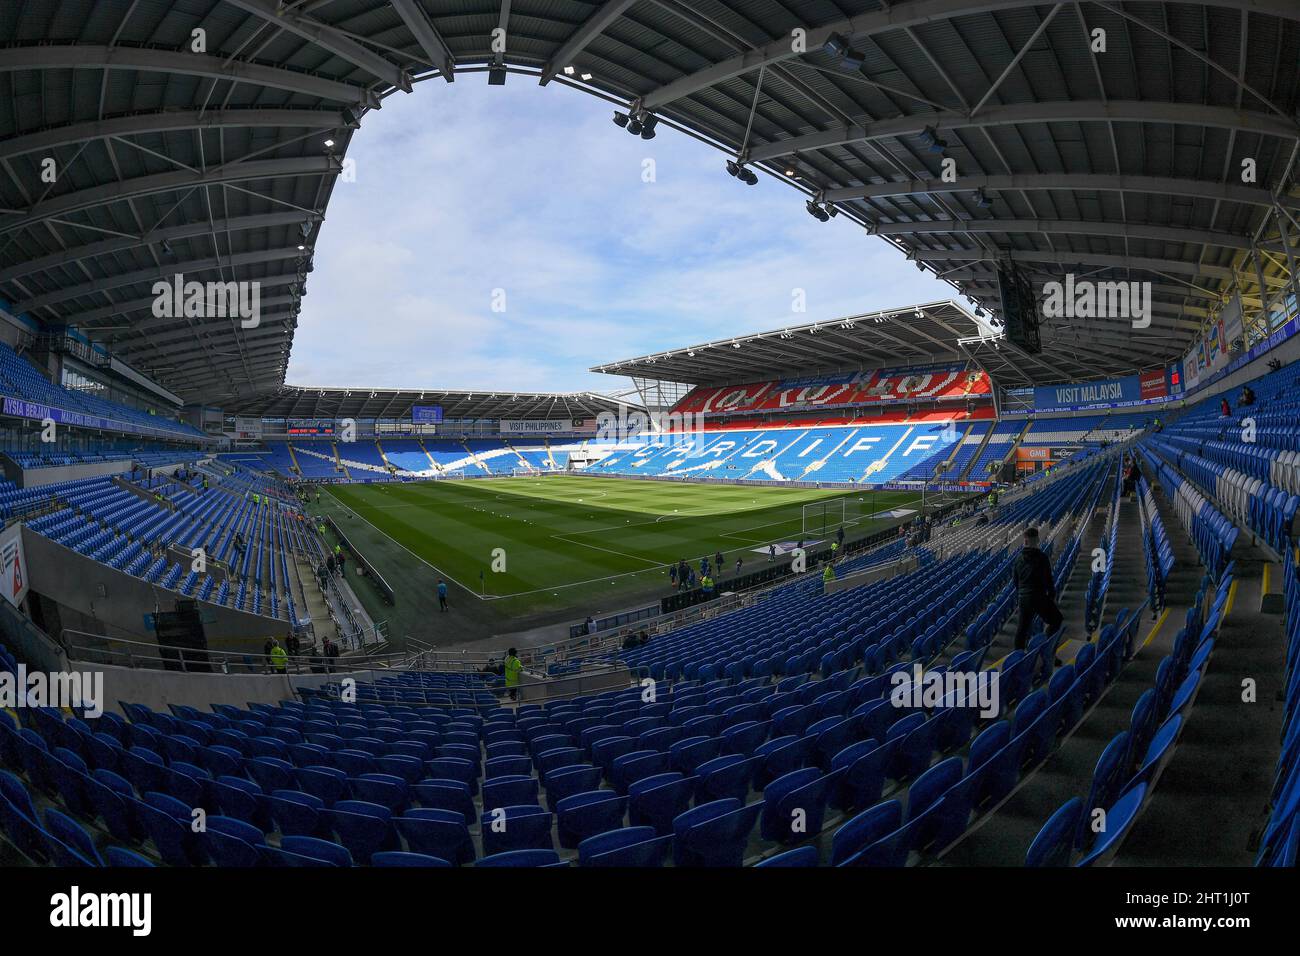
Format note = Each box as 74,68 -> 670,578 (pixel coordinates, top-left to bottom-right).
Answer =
70,659 -> 377,716
515,666 -> 630,703
70,658 -> 631,717
825,553 -> 919,595
22,526 -> 290,654
0,599 -> 67,672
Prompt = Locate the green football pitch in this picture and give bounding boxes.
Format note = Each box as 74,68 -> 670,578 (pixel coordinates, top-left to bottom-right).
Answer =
325,476 -> 924,624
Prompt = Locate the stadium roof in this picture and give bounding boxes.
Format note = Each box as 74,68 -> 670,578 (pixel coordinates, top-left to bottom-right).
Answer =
2,1 -> 1297,404
590,298 -> 1139,388
229,386 -> 637,420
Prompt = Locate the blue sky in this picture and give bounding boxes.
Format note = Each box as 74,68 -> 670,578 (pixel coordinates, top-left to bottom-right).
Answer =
286,78 -> 963,394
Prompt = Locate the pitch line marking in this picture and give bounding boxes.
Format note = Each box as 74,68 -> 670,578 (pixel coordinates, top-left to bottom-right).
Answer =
326,481 -> 926,603
322,488 -> 485,601
328,484 -> 669,601
548,533 -> 666,569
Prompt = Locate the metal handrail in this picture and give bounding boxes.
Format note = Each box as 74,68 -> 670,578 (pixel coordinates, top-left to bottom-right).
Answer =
303,660 -> 634,711
59,628 -> 406,675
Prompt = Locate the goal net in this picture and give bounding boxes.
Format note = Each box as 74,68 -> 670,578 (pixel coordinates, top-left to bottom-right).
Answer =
802,498 -> 848,540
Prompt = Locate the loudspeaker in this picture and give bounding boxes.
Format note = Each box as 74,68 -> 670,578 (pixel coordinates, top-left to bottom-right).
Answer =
997,265 -> 1041,354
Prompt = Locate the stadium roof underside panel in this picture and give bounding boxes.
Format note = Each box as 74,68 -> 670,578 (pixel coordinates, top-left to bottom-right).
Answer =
590,299 -> 1131,388
2,2 -> 1298,404
227,387 -> 639,421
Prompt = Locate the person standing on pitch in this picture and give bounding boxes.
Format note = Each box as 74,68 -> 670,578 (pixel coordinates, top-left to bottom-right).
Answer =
437,579 -> 449,612
1013,527 -> 1063,652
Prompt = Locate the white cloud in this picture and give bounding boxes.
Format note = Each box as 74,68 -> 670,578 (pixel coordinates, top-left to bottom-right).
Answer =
288,80 -> 964,394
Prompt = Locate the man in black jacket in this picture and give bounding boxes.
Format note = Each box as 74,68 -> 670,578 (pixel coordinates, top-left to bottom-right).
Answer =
1013,527 -> 1063,651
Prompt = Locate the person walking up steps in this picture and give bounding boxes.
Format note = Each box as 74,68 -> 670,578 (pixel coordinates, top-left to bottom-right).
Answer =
1012,526 -> 1064,653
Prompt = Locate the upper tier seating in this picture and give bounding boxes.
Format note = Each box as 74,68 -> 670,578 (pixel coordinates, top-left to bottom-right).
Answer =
671,366 -> 992,420
0,342 -> 200,440
588,422 -> 966,484
1139,358 -> 1300,560
964,421 -> 1024,480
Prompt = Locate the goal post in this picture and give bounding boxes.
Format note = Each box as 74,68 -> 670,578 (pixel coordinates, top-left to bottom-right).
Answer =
802,497 -> 846,540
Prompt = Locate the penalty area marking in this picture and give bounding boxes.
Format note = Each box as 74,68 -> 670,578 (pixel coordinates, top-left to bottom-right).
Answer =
325,487 -> 670,602
549,532 -> 666,570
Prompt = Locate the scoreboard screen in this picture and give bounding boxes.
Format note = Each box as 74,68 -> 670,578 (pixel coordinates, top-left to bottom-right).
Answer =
412,405 -> 444,424
287,419 -> 334,436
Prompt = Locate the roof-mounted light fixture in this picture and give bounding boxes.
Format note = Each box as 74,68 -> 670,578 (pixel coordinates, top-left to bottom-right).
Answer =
919,126 -> 947,154
726,160 -> 759,185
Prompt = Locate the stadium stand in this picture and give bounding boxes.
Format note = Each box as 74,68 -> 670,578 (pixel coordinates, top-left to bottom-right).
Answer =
22,465 -> 313,621
0,343 -> 200,441
2,357 -> 1297,884
671,366 -> 992,420
965,421 -> 1026,481
1,0 -> 1298,914
0,445 -> 1200,869
586,422 -> 968,484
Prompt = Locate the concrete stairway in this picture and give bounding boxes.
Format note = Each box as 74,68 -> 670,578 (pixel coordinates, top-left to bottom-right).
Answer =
1114,482 -> 1287,865
295,557 -> 341,647
935,479 -> 1183,866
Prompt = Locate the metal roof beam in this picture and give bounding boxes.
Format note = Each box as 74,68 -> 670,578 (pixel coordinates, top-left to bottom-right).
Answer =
137,321 -> 295,361
0,212 -> 320,285
747,100 -> 1300,163
223,0 -> 410,91
873,218 -> 1272,252
922,248 -> 1290,285
115,298 -> 298,339
0,109 -> 351,163
158,352 -> 287,375
951,270 -> 1229,301
638,0 -> 1300,111
391,0 -> 456,80
69,275 -> 302,324
824,173 -> 1295,208
15,246 -> 309,312
541,0 -> 640,85
0,45 -> 379,107
0,156 -> 338,240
